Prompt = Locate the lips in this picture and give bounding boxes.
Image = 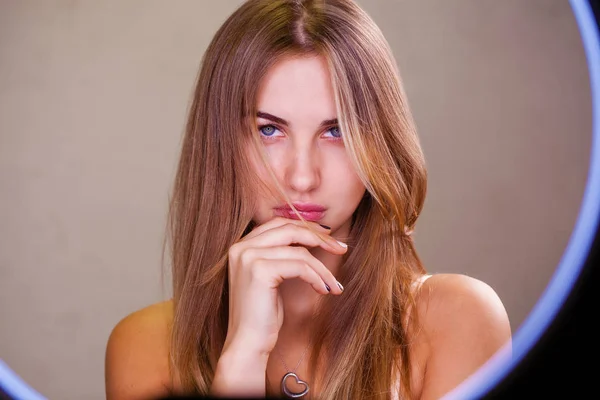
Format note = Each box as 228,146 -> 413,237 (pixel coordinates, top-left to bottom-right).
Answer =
274,202 -> 327,222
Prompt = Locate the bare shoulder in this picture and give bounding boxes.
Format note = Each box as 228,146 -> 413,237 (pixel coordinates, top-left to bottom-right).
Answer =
413,273 -> 512,399
105,299 -> 175,400
416,273 -> 511,332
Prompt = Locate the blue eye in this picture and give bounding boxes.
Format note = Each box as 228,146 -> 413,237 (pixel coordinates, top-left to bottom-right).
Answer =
325,126 -> 342,139
258,124 -> 278,137
257,124 -> 342,141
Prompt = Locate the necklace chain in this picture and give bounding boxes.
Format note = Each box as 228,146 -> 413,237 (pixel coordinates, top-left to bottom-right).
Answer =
275,339 -> 311,373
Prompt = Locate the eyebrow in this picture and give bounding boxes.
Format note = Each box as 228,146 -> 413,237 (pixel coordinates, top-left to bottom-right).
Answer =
256,111 -> 338,128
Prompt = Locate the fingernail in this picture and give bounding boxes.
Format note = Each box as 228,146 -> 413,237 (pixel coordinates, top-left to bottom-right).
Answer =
319,224 -> 331,230
336,281 -> 344,292
336,240 -> 347,248
325,283 -> 331,292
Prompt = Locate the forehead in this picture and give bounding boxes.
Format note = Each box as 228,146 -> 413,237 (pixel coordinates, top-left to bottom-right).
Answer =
256,55 -> 337,121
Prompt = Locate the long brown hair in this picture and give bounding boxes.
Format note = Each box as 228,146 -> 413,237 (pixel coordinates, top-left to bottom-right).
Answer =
165,0 -> 428,398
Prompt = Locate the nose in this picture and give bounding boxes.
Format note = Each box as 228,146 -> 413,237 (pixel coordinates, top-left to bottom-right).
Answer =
283,144 -> 321,194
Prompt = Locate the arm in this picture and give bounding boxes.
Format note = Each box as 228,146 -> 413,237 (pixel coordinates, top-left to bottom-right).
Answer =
105,301 -> 174,400
210,340 -> 269,397
416,274 -> 512,400
105,300 -> 270,399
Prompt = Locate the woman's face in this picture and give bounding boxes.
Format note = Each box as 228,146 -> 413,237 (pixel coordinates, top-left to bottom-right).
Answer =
249,55 -> 367,235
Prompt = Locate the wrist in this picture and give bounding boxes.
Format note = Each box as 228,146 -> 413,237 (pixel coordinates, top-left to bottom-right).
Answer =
211,344 -> 269,397
219,343 -> 270,372
222,329 -> 277,358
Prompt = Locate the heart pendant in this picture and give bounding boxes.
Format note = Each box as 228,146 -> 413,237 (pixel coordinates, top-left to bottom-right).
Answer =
281,372 -> 310,398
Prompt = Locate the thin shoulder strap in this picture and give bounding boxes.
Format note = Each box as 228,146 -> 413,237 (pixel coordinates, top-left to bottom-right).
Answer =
411,273 -> 432,291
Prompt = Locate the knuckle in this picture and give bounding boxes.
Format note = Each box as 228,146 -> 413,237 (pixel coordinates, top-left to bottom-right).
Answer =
291,246 -> 310,257
249,259 -> 268,280
228,243 -> 239,260
239,247 -> 255,267
282,221 -> 298,230
302,262 -> 315,276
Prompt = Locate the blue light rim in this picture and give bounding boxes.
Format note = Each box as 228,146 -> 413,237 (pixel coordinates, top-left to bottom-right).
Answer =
0,1 -> 599,399
0,359 -> 46,400
444,0 -> 600,398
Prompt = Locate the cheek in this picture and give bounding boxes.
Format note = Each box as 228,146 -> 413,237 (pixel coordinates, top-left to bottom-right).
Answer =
327,156 -> 366,197
341,155 -> 365,188
348,176 -> 367,202
246,149 -> 284,208
247,146 -> 276,184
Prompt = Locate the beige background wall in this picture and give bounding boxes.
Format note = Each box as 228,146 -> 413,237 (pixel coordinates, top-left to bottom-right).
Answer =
0,1 -> 591,399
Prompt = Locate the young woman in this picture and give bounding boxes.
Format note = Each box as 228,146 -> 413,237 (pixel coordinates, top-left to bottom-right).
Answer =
105,0 -> 512,399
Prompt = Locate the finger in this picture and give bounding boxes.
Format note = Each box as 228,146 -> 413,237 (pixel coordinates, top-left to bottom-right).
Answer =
252,258 -> 331,295
246,222 -> 347,255
243,246 -> 343,294
243,216 -> 330,242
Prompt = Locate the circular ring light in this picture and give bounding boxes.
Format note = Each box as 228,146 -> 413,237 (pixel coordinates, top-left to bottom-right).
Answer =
0,360 -> 45,400
444,0 -> 600,398
1,1 -> 599,399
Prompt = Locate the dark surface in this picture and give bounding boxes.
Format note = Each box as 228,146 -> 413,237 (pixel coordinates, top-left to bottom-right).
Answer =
483,229 -> 600,400
157,397 -> 283,400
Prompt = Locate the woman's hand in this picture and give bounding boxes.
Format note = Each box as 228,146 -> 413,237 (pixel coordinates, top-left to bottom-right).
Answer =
224,216 -> 347,355
210,217 -> 347,397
